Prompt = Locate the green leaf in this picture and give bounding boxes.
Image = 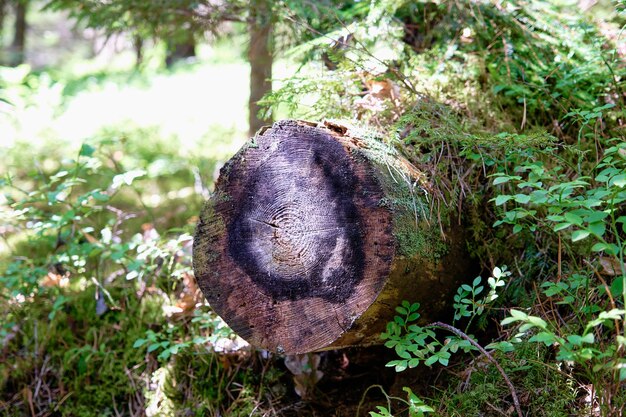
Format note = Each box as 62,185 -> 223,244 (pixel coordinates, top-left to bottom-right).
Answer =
529,332 -> 556,345
566,335 -> 584,346
610,279 -> 624,299
493,176 -> 511,185
588,222 -> 606,238
424,355 -> 438,366
564,212 -> 583,226
486,341 -> 516,352
553,223 -> 571,232
133,339 -> 147,348
501,317 -> 518,326
591,242 -> 609,252
492,266 -> 503,279
111,169 -> 146,189
92,191 -> 109,201
408,358 -> 420,368
526,316 -> 548,329
407,312 -> 420,322
502,309 -> 527,325
599,309 -> 626,320
610,174 -> 626,188
571,230 -> 590,242
396,346 -> 411,359
581,333 -> 595,344
584,211 -> 608,223
79,144 -> 96,157
510,309 -> 528,319
514,194 -> 531,204
494,195 -> 513,206
593,103 -> 615,111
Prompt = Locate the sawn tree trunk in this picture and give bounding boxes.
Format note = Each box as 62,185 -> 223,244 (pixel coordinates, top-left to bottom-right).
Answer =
193,120 -> 472,354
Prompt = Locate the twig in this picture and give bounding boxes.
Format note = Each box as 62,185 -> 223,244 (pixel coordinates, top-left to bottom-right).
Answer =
557,235 -> 562,281
485,400 -> 510,416
356,385 -> 391,417
426,322 -> 523,417
585,259 -> 620,336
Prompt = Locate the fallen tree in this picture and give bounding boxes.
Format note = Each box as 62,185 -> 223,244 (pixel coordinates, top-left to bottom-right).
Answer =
193,120 -> 472,354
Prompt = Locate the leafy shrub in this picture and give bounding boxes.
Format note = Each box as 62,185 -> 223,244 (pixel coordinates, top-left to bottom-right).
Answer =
0,135 -> 251,415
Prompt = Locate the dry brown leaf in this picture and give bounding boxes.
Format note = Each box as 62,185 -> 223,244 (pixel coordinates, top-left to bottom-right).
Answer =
174,272 -> 202,315
355,74 -> 401,120
285,353 -> 324,399
41,272 -> 69,288
81,230 -> 99,244
599,256 -> 623,276
141,223 -> 159,242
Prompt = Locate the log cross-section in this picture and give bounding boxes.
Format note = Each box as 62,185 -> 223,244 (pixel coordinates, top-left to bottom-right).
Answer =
193,120 -> 470,354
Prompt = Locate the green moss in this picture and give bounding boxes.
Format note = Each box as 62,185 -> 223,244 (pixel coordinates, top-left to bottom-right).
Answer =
386,101 -> 557,266
195,200 -> 226,265
394,222 -> 448,259
0,284 -> 164,417
432,342 -> 581,416
395,100 -> 556,152
162,349 -> 279,416
352,130 -> 450,261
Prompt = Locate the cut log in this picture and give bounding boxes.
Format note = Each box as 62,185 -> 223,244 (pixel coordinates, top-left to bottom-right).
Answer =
193,120 -> 471,354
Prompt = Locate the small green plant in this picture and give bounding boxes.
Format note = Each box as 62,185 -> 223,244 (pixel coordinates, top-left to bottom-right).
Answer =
381,267 -> 509,373
369,387 -> 434,417
377,267 -> 513,415
490,102 -> 626,414
133,309 -> 236,361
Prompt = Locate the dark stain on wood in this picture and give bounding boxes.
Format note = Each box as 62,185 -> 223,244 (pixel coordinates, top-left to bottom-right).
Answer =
227,127 -> 365,303
193,121 -> 404,353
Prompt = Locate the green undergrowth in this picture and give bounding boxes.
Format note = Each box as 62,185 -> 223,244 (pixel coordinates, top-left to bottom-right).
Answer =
391,99 -> 559,267
431,342 -> 581,416
161,350 -> 281,416
266,1 -> 626,415
1,284 -> 161,416
0,111 -> 273,415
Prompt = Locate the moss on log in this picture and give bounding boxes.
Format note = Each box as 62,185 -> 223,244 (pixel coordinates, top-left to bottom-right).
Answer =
193,120 -> 471,354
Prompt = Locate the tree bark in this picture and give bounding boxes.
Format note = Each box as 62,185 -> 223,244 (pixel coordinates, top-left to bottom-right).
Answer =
193,120 -> 472,354
9,0 -> 27,66
134,35 -> 143,69
247,0 -> 273,137
0,0 -> 6,53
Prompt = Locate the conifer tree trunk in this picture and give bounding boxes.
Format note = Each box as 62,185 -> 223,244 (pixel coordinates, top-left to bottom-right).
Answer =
193,120 -> 472,354
0,0 -> 6,51
134,35 -> 143,69
9,0 -> 27,66
247,0 -> 273,137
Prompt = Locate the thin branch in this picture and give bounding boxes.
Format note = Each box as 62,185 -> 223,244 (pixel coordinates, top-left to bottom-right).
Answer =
426,321 -> 523,417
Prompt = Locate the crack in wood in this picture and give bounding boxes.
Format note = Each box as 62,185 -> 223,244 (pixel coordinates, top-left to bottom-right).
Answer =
250,218 -> 280,229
